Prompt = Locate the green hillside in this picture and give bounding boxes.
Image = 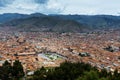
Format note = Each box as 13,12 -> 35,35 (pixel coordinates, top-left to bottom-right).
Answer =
2,16 -> 87,33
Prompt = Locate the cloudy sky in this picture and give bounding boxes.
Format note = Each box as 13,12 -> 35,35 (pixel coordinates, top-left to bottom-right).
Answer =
0,0 -> 120,15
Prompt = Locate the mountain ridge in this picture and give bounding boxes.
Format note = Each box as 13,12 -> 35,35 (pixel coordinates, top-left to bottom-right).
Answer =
1,13 -> 120,33
1,16 -> 86,33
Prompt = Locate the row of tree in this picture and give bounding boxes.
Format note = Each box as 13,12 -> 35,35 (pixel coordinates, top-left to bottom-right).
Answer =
0,60 -> 24,80
29,62 -> 120,80
0,60 -> 120,80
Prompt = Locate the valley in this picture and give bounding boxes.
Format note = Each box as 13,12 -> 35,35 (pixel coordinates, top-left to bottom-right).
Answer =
0,27 -> 120,73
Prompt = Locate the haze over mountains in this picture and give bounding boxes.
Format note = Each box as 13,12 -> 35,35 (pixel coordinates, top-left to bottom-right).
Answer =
0,13 -> 120,32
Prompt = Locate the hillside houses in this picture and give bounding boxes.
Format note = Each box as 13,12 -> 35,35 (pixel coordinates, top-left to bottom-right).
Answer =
0,29 -> 120,71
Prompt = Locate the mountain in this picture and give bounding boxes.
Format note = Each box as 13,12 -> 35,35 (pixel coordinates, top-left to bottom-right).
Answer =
51,15 -> 120,29
0,13 -> 45,23
1,13 -> 120,33
1,16 -> 86,33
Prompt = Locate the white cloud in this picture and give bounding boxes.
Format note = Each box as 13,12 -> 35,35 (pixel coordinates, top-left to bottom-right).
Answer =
0,0 -> 120,15
59,0 -> 120,15
0,0 -> 64,14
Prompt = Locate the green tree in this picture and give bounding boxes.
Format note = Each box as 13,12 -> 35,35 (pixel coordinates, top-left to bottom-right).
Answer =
99,69 -> 108,78
76,70 -> 99,80
0,60 -> 12,80
12,60 -> 24,79
111,69 -> 120,80
32,66 -> 47,80
98,77 -> 109,80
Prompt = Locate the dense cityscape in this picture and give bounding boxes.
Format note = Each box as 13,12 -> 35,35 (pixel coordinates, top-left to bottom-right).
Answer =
0,0 -> 120,80
0,27 -> 120,75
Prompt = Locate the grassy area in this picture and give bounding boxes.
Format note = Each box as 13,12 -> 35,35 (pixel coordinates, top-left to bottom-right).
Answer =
44,53 -> 62,60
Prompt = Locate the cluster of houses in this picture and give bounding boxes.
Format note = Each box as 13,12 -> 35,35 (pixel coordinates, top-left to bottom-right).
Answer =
104,45 -> 120,52
0,30 -> 120,73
